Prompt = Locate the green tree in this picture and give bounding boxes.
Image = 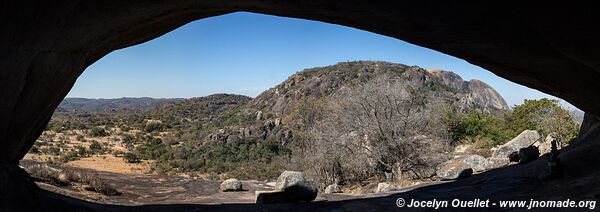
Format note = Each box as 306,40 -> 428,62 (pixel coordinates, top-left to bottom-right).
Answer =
507,98 -> 579,146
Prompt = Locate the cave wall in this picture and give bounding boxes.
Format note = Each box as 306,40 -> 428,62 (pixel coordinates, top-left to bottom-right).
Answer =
2,1 -> 600,209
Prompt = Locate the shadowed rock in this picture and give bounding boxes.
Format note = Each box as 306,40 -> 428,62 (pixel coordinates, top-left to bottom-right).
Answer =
256,171 -> 317,204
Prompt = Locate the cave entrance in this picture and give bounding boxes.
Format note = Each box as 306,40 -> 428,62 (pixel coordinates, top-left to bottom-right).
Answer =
19,12 -> 582,207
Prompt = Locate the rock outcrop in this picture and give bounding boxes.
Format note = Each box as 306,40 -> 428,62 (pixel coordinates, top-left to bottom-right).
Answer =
428,70 -> 509,111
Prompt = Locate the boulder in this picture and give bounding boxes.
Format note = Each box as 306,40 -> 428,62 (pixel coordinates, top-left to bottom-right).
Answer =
256,171 -> 317,203
484,157 -> 510,170
220,178 -> 243,192
375,182 -> 399,193
492,130 -> 540,159
324,184 -> 342,194
436,161 -> 473,180
518,146 -> 540,164
439,154 -> 486,172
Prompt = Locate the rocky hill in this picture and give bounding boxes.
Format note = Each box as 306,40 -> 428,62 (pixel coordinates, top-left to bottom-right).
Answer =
250,61 -> 508,118
127,61 -> 510,149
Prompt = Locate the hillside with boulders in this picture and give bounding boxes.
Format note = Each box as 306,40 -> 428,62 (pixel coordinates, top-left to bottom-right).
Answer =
29,61 -> 579,198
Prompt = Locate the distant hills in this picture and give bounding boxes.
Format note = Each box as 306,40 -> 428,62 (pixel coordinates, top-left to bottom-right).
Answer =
57,97 -> 184,113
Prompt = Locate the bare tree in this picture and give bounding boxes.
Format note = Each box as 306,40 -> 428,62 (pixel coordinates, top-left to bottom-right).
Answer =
300,76 -> 450,187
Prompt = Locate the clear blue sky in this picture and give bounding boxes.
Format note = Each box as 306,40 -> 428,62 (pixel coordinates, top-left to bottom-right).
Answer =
69,12 -> 577,110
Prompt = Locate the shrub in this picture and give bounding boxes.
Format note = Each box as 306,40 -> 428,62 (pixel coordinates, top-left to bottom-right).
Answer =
88,127 -> 109,137
144,122 -> 163,133
124,152 -> 140,163
89,141 -> 103,153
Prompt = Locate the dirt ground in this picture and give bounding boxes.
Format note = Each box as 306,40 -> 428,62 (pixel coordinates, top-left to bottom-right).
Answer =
66,155 -> 152,174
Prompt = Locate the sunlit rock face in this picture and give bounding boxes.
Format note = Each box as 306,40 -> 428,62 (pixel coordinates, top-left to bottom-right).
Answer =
428,69 -> 509,111
2,1 -> 600,211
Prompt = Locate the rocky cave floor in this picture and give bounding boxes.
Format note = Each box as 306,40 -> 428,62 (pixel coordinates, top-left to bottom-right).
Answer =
28,155 -> 600,212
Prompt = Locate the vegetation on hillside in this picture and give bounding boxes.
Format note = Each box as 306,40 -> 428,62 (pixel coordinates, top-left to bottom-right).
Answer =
30,61 -> 581,186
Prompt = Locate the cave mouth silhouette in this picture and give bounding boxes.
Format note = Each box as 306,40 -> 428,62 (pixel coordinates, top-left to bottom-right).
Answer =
3,2 -> 600,211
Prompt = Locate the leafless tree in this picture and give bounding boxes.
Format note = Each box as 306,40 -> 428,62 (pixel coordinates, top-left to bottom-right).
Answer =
299,76 -> 450,187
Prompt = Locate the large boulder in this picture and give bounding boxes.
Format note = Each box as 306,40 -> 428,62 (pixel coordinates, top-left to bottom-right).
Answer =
484,157 -> 510,170
375,182 -> 399,193
257,171 -> 317,204
491,130 -> 540,159
440,154 -> 486,172
324,184 -> 342,194
436,161 -> 473,180
220,178 -> 243,192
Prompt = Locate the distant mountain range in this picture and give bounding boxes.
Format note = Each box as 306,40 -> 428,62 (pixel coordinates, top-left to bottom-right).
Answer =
57,97 -> 184,113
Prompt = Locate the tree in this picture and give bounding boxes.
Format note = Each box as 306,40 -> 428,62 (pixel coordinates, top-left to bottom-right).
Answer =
507,98 -> 579,146
444,109 -> 512,149
298,76 -> 450,187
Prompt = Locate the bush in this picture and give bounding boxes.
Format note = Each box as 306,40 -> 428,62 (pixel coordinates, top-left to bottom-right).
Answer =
76,135 -> 85,141
88,127 -> 110,137
89,141 -> 103,153
124,152 -> 140,163
144,122 -> 163,133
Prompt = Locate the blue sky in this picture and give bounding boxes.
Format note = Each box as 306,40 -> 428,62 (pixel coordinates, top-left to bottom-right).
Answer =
69,12 -> 577,110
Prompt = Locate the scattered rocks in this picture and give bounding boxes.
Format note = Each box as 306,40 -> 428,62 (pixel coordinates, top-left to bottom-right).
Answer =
257,171 -> 317,204
324,184 -> 342,194
375,182 -> 399,193
491,130 -> 540,158
220,178 -> 243,192
436,161 -> 473,180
